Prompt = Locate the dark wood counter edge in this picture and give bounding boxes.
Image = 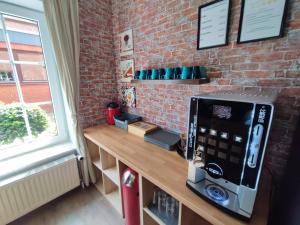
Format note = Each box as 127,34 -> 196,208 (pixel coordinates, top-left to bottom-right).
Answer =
84,125 -> 270,225
131,78 -> 210,85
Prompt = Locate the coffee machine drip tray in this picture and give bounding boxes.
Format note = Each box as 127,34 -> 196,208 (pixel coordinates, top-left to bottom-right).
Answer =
186,179 -> 251,219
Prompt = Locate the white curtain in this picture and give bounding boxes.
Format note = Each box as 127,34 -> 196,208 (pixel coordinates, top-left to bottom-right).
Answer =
43,0 -> 96,185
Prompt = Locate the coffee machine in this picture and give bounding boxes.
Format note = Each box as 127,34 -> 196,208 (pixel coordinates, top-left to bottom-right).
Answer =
186,91 -> 275,219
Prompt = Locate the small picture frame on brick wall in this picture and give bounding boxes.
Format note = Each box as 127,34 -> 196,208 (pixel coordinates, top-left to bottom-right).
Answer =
120,29 -> 133,56
197,0 -> 231,50
120,59 -> 134,82
237,0 -> 288,44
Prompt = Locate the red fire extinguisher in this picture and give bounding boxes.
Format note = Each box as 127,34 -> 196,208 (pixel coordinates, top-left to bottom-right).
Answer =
122,168 -> 140,225
105,102 -> 121,125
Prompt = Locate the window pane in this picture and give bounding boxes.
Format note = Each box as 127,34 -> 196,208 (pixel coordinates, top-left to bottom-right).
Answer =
3,15 -> 44,63
0,63 -> 14,82
0,103 -> 28,147
0,21 -> 9,60
29,103 -> 58,138
0,13 -> 59,150
17,64 -> 47,81
0,64 -> 27,148
21,81 -> 51,103
0,64 -> 18,104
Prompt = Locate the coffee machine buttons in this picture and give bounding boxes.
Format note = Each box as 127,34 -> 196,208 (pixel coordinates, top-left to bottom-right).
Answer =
219,142 -> 228,150
234,135 -> 243,143
220,132 -> 229,139
218,152 -> 227,160
198,145 -> 205,152
209,129 -> 217,136
231,145 -> 242,154
200,127 -> 207,133
208,138 -> 217,146
198,136 -> 206,143
207,148 -> 216,156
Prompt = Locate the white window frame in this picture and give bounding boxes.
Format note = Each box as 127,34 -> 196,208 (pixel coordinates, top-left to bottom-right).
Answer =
0,2 -> 70,160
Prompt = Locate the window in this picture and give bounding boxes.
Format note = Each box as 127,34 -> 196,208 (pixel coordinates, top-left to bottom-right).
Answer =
0,3 -> 69,156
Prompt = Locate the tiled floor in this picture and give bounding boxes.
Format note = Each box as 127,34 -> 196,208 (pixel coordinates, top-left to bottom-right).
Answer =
9,186 -> 124,225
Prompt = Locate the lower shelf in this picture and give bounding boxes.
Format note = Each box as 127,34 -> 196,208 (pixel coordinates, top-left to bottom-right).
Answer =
144,203 -> 179,225
103,166 -> 119,185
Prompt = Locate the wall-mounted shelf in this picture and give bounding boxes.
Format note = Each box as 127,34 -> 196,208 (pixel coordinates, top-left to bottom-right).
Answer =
131,78 -> 209,85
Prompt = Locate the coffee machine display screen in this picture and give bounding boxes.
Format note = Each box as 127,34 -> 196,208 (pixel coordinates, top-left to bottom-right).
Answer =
213,105 -> 232,119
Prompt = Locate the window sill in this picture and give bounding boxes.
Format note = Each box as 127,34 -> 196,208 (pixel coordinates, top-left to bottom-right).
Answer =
0,142 -> 76,181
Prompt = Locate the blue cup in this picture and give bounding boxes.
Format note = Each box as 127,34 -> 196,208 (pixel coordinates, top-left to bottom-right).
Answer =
134,70 -> 140,79
151,69 -> 159,80
159,68 -> 165,79
174,67 -> 182,79
192,66 -> 200,79
164,68 -> 174,79
180,67 -> 192,79
140,70 -> 147,80
199,66 -> 207,79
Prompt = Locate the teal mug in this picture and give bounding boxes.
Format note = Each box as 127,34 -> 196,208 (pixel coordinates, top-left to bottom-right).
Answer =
165,68 -> 174,79
180,66 -> 192,79
140,70 -> 147,80
151,69 -> 159,80
199,66 -> 207,79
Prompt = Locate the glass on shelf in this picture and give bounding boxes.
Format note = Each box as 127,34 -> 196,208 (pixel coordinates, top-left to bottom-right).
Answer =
148,186 -> 179,225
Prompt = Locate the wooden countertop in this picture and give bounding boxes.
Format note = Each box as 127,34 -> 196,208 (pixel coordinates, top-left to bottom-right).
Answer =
84,125 -> 270,225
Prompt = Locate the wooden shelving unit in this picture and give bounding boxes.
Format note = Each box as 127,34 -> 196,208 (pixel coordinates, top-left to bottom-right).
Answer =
86,139 -> 123,216
85,125 -> 270,225
131,78 -> 209,85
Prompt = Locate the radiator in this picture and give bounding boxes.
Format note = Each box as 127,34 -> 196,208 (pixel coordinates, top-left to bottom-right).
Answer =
0,155 -> 80,225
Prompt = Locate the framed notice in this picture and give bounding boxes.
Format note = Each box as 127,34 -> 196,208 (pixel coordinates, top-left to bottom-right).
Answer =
238,0 -> 288,44
197,0 -> 230,50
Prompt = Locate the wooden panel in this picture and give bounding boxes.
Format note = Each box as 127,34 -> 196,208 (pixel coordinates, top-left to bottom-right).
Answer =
103,174 -> 118,194
143,211 -> 159,225
117,160 -> 127,218
94,166 -> 104,194
100,148 -> 116,170
86,139 -> 100,162
141,176 -> 156,208
84,125 -> 270,225
181,204 -> 212,225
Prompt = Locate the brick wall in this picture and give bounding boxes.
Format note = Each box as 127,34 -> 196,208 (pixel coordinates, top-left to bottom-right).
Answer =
111,0 -> 300,174
79,0 -> 117,128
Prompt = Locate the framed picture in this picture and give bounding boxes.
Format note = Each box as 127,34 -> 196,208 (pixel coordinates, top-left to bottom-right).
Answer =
197,0 -> 230,50
238,0 -> 288,44
120,29 -> 133,56
120,59 -> 134,82
121,86 -> 136,108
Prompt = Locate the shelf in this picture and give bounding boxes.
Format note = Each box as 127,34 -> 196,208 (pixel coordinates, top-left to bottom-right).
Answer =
144,204 -> 179,225
100,148 -> 116,170
93,159 -> 102,171
131,78 -> 209,85
93,165 -> 104,194
106,189 -> 122,215
103,166 -> 119,186
95,180 -> 104,193
144,207 -> 166,225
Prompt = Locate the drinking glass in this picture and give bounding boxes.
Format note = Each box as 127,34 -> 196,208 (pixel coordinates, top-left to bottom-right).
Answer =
166,196 -> 175,217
